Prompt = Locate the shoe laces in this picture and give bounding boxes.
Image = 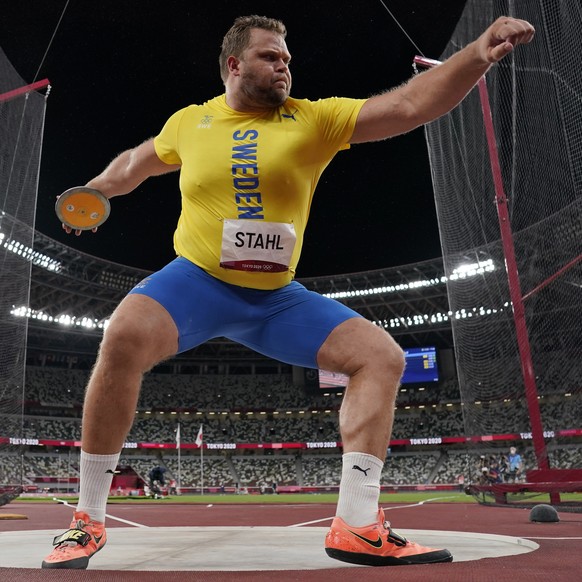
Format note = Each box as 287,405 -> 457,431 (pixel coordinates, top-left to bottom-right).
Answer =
74,515 -> 100,531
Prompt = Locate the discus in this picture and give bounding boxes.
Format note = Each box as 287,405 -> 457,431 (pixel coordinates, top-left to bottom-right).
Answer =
55,187 -> 110,230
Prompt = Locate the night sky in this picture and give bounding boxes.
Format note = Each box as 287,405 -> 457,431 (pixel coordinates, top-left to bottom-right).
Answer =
2,1 -> 467,277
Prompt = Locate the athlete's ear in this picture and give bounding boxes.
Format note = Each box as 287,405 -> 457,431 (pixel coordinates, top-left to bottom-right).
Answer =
227,55 -> 241,77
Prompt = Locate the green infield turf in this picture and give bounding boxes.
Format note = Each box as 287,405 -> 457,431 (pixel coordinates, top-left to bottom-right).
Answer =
16,491 -> 582,505
17,491 -> 475,504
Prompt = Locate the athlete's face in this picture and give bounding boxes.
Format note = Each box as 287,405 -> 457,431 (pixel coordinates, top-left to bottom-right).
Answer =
237,28 -> 292,108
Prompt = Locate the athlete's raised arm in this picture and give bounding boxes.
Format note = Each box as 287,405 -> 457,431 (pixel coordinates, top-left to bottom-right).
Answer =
350,16 -> 534,144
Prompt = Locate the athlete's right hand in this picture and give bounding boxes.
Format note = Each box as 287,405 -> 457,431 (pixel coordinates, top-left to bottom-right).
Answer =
56,195 -> 98,236
61,220 -> 99,236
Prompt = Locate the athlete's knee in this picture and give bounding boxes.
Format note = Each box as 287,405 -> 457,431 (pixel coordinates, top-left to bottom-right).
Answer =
319,318 -> 405,380
356,324 -> 405,384
377,330 -> 406,377
100,320 -> 148,363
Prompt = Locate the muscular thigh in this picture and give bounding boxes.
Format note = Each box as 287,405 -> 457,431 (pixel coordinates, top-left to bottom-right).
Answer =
127,258 -> 244,353
102,294 -> 179,366
127,257 -> 362,368
228,282 -> 363,368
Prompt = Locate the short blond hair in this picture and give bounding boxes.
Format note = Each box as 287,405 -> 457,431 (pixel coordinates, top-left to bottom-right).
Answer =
219,15 -> 287,83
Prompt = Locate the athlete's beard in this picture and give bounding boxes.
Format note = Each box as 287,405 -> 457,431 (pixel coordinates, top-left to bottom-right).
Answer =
240,70 -> 290,108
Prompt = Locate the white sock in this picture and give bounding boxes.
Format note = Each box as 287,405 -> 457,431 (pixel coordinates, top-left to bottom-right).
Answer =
336,452 -> 383,527
77,450 -> 120,523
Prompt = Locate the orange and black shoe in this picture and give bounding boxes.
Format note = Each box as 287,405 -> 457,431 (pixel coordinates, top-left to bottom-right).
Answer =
325,509 -> 452,566
42,511 -> 107,569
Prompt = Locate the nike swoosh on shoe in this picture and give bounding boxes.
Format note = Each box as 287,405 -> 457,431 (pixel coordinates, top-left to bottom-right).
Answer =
346,530 -> 383,548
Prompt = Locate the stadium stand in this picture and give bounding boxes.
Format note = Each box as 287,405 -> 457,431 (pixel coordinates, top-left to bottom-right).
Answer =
1,228 -> 580,495
5,362 -> 582,494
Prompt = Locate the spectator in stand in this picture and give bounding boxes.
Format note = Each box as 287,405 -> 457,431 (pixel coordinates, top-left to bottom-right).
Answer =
477,455 -> 489,485
457,474 -> 465,492
486,458 -> 502,484
148,466 -> 166,498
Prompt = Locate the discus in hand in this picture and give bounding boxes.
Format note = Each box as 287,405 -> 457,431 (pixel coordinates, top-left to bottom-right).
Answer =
55,187 -> 110,231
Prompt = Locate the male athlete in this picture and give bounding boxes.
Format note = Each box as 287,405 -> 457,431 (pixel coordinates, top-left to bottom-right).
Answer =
42,14 -> 534,569
506,446 -> 524,483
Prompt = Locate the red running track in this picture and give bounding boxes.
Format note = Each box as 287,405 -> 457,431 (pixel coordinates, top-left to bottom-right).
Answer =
1,501 -> 581,581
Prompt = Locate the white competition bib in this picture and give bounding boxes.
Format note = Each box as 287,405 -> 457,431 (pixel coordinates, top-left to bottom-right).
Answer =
220,219 -> 296,273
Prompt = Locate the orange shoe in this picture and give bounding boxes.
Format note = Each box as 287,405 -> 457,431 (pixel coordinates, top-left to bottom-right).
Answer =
325,509 -> 452,566
41,511 -> 107,569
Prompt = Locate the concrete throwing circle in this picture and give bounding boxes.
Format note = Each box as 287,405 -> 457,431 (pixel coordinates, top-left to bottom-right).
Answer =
1,527 -> 538,570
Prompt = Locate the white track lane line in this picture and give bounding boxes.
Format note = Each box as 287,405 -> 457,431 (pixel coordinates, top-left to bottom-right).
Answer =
288,497 -> 456,528
53,498 -> 149,528
287,516 -> 334,527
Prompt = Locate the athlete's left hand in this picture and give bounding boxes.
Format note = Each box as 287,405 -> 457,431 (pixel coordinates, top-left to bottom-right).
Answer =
476,16 -> 535,64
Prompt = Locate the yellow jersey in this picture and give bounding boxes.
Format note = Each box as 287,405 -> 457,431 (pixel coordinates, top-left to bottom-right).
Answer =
154,94 -> 365,290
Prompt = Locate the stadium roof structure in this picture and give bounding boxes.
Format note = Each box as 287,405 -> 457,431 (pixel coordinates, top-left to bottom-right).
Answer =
5,215 -> 454,364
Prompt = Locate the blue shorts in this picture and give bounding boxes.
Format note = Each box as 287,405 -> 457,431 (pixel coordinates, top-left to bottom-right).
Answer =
128,257 -> 362,368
